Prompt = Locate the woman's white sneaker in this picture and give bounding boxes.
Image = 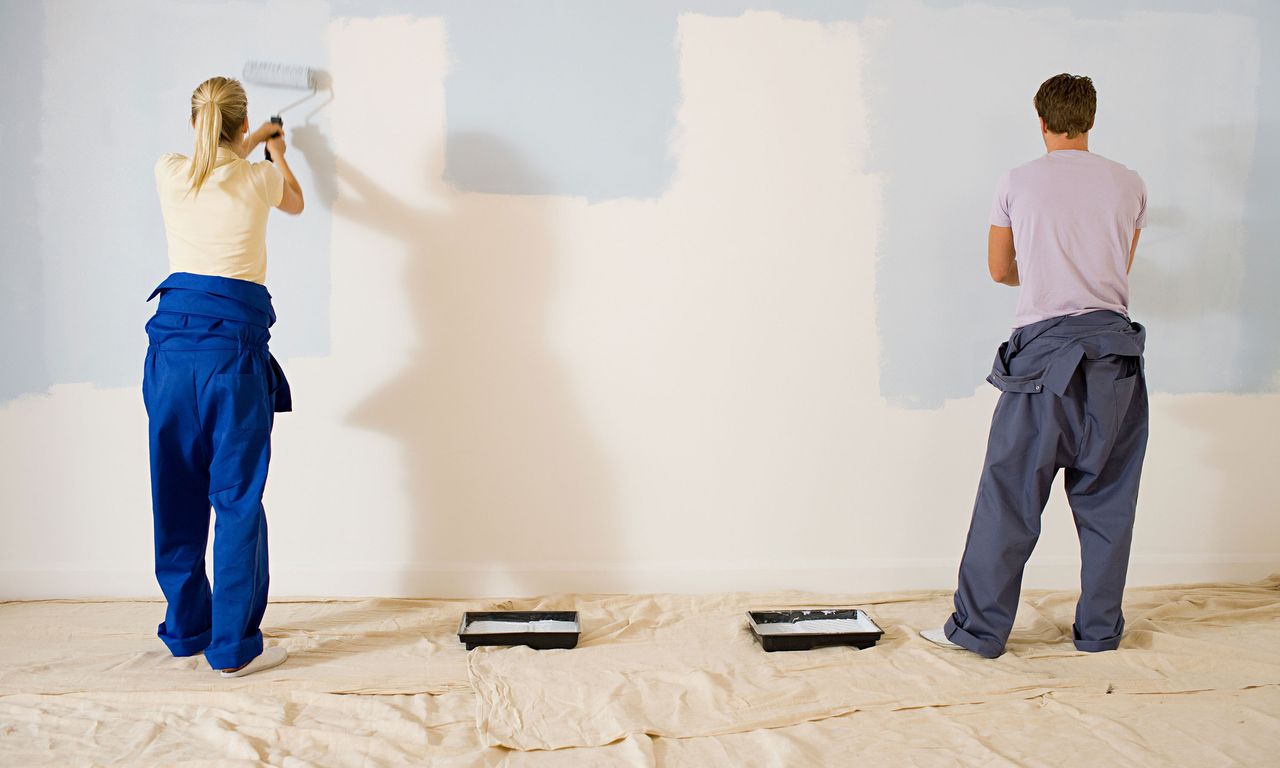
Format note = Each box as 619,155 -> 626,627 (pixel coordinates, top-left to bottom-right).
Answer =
220,645 -> 288,678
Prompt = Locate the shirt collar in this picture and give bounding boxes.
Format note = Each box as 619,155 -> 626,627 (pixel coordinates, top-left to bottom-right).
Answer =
214,145 -> 243,166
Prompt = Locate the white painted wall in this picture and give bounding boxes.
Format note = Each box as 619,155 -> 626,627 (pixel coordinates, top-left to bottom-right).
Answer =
1,10 -> 1276,598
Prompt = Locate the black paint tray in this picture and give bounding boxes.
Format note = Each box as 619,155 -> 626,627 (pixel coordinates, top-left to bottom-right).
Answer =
748,609 -> 884,652
458,611 -> 581,650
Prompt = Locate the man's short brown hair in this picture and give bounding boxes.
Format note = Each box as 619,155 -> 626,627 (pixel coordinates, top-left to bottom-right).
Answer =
1034,73 -> 1096,138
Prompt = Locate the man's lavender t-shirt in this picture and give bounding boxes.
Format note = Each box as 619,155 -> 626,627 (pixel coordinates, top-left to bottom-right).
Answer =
990,149 -> 1146,328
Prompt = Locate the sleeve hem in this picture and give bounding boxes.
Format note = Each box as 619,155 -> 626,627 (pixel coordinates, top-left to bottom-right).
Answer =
254,161 -> 286,207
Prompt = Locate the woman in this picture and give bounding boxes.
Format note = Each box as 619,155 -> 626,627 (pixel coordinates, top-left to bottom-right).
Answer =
145,76 -> 304,677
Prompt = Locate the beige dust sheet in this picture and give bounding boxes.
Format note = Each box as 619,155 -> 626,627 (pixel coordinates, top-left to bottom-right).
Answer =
2,578 -> 1278,766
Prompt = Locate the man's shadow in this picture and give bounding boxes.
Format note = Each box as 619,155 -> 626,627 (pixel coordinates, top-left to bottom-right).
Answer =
300,130 -> 618,597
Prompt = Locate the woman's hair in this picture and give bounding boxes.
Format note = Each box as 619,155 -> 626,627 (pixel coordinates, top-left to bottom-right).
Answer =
188,76 -> 248,194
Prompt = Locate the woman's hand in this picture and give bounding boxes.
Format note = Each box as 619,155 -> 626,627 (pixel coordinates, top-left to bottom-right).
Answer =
253,120 -> 282,144
266,130 -> 287,161
241,121 -> 283,155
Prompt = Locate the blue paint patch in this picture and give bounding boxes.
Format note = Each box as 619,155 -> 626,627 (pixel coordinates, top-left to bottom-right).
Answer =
333,0 -> 684,200
0,2 -> 50,402
438,3 -> 679,199
864,0 -> 1279,407
1233,2 -> 1280,391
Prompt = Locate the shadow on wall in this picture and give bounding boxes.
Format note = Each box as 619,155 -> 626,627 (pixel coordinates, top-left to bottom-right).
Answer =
303,130 -> 618,596
291,124 -> 339,209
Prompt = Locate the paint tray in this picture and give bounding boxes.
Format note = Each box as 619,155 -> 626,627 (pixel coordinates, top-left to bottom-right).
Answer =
748,609 -> 884,652
458,611 -> 581,651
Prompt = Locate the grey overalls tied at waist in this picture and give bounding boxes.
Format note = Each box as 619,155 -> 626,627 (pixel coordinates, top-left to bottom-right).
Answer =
987,310 -> 1146,397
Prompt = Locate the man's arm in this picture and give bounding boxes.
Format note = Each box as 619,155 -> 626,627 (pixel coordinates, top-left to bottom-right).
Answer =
1128,228 -> 1141,274
988,225 -> 1018,286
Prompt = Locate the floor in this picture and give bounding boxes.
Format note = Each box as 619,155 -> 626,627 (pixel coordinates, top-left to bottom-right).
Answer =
2,578 -> 1278,766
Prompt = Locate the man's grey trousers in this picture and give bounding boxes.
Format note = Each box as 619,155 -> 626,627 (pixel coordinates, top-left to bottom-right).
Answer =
946,310 -> 1149,659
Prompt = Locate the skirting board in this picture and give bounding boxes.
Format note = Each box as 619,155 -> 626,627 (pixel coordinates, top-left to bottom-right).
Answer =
2,556 -> 1277,600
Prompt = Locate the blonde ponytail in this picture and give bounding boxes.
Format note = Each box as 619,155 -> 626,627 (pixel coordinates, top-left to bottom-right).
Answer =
187,76 -> 248,195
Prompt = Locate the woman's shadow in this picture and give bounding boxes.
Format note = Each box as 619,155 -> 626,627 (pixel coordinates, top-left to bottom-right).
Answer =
299,128 -> 618,597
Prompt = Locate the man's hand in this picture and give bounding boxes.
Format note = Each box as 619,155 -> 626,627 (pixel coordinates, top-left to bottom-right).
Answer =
988,225 -> 1019,286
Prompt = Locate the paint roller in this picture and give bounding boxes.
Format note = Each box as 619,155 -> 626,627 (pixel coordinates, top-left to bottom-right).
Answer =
241,61 -> 322,162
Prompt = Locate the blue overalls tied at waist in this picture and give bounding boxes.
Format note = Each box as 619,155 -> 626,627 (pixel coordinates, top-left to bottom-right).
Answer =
146,271 -> 292,412
142,271 -> 290,670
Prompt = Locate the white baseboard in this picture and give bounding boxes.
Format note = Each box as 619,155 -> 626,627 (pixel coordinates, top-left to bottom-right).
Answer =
2,556 -> 1276,600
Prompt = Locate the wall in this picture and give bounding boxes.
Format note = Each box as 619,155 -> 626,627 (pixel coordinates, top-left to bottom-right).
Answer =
1,0 -> 1277,598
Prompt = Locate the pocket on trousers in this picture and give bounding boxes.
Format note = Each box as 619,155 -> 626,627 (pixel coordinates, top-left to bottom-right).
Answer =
141,353 -> 155,417
211,374 -> 272,432
1110,372 -> 1139,441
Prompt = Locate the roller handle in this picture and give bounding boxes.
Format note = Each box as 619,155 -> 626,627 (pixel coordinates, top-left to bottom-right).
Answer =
265,116 -> 283,162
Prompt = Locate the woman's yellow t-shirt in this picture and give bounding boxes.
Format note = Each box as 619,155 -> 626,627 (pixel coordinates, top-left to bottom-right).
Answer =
155,146 -> 284,285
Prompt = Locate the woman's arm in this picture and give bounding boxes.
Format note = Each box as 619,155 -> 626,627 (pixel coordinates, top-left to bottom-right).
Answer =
266,133 -> 305,215
240,121 -> 282,158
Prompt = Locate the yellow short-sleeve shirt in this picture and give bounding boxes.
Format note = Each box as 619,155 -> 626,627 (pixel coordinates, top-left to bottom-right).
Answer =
155,146 -> 285,285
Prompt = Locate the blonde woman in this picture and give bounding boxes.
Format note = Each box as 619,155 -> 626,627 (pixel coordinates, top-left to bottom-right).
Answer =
145,76 -> 303,677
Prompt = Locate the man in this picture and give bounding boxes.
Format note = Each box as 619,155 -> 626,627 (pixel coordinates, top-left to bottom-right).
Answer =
922,73 -> 1149,658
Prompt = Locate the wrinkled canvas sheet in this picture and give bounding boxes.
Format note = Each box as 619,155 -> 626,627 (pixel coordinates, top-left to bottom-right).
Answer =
1,596 -> 536,695
468,579 -> 1280,749
2,578 -> 1278,766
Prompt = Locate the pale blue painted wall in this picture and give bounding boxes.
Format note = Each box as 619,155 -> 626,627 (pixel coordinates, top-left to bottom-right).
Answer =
1,0 -> 1275,406
862,0 -> 1280,407
1,1 -> 49,400
0,0 -> 334,403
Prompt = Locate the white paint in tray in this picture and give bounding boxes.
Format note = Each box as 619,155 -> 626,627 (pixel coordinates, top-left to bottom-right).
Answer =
465,619 -> 580,634
752,615 -> 880,635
